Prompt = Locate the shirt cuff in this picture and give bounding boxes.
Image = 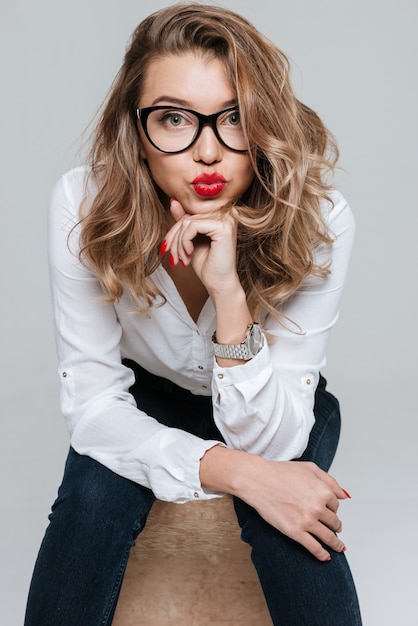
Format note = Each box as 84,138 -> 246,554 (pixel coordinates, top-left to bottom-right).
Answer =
182,440 -> 227,502
212,339 -> 271,389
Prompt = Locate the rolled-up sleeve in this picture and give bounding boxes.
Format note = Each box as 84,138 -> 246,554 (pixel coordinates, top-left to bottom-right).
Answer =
211,192 -> 355,460
48,168 -> 223,503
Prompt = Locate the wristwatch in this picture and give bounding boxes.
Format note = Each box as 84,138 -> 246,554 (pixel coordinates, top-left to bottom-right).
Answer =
212,323 -> 264,360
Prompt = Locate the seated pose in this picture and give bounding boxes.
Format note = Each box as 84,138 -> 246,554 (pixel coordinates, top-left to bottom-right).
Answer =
25,4 -> 362,625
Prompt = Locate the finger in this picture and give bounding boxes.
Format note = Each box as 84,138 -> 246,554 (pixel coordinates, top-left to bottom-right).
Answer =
170,231 -> 192,267
164,218 -> 194,265
164,209 -> 236,266
174,217 -> 220,260
313,521 -> 346,554
294,531 -> 332,562
319,507 -> 343,534
165,200 -> 191,264
169,198 -> 186,222
325,493 -> 340,514
308,463 -> 351,500
173,220 -> 199,263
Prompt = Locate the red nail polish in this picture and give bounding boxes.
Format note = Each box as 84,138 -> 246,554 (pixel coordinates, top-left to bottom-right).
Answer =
342,489 -> 351,499
169,254 -> 175,267
160,240 -> 168,255
341,546 -> 347,552
325,556 -> 332,562
179,258 -> 186,268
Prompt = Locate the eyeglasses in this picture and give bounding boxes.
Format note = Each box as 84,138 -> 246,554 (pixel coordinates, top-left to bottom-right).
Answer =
136,105 -> 247,154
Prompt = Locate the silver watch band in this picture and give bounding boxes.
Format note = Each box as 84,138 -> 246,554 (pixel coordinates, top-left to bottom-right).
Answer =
212,323 -> 263,360
212,341 -> 252,360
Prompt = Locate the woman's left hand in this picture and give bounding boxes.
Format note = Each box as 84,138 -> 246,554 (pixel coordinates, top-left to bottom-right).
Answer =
164,198 -> 240,296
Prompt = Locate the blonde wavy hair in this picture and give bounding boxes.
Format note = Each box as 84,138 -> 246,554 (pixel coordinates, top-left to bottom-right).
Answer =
80,3 -> 338,320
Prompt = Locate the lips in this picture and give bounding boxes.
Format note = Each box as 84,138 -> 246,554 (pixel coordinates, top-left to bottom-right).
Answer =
192,172 -> 227,197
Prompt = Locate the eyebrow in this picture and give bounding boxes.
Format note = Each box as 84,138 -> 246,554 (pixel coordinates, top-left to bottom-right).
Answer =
150,96 -> 238,108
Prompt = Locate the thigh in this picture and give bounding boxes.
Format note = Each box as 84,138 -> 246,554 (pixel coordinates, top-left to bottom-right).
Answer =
25,447 -> 155,626
233,497 -> 362,626
233,377 -> 361,625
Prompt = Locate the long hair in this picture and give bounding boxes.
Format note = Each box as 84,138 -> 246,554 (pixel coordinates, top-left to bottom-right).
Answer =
79,3 -> 338,319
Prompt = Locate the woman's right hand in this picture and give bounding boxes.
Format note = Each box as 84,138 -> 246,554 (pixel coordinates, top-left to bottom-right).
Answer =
200,447 -> 349,561
241,457 -> 348,561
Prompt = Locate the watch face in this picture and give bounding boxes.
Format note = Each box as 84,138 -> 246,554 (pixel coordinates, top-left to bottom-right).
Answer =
248,324 -> 263,356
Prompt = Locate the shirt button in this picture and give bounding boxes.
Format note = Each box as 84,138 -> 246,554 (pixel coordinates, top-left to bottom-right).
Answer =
193,492 -> 199,499
217,374 -> 224,380
198,365 -> 204,370
306,378 -> 311,385
62,371 -> 67,378
201,385 -> 207,389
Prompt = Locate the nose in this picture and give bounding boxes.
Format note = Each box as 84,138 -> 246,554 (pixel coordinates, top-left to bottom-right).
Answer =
192,123 -> 222,164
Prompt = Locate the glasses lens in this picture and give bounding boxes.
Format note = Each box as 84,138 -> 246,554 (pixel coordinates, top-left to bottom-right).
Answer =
146,108 -> 199,153
216,109 -> 246,151
145,107 -> 246,152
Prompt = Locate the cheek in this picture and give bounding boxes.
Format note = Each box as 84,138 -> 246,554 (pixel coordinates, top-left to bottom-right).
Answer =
237,161 -> 256,194
145,155 -> 182,197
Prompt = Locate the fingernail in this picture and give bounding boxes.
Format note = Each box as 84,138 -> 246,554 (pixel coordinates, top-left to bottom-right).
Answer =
179,258 -> 186,268
169,254 -> 175,267
325,556 -> 332,562
342,489 -> 351,499
160,240 -> 168,255
341,546 -> 347,552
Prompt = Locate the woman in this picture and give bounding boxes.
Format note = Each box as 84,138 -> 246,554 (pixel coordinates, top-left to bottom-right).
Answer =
25,4 -> 362,625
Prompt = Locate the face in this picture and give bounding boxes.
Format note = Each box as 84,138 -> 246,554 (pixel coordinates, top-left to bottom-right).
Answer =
137,52 -> 255,215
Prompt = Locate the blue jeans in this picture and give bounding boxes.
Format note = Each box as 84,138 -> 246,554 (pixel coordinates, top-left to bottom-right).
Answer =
24,363 -> 362,625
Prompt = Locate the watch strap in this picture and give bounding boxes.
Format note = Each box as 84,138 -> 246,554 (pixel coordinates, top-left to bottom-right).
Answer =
212,323 -> 263,360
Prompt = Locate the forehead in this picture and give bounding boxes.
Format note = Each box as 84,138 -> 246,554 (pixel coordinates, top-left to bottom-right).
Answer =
139,52 -> 236,111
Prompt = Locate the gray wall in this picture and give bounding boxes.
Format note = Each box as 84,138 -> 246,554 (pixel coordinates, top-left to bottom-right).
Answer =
1,1 -> 416,623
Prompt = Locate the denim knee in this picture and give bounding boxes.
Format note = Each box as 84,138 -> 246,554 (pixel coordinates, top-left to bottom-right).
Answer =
232,497 -> 362,626
49,447 -> 154,538
24,448 -> 156,626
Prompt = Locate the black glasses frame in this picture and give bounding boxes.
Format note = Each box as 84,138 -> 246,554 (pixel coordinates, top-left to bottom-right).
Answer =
136,105 -> 247,154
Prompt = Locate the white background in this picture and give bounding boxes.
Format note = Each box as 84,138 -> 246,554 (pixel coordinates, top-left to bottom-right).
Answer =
1,1 -> 417,624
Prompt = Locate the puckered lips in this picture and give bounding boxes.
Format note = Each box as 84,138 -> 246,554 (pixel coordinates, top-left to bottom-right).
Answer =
192,172 -> 227,197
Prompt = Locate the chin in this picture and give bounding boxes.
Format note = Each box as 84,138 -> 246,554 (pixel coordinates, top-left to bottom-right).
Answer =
191,197 -> 231,213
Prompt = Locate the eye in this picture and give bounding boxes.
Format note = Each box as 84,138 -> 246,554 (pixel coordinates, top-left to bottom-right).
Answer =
225,110 -> 241,126
159,111 -> 191,128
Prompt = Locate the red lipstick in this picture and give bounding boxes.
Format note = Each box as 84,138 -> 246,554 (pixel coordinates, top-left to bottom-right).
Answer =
192,172 -> 227,197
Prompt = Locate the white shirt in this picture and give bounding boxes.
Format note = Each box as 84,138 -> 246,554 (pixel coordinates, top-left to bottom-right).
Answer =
48,166 -> 355,503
